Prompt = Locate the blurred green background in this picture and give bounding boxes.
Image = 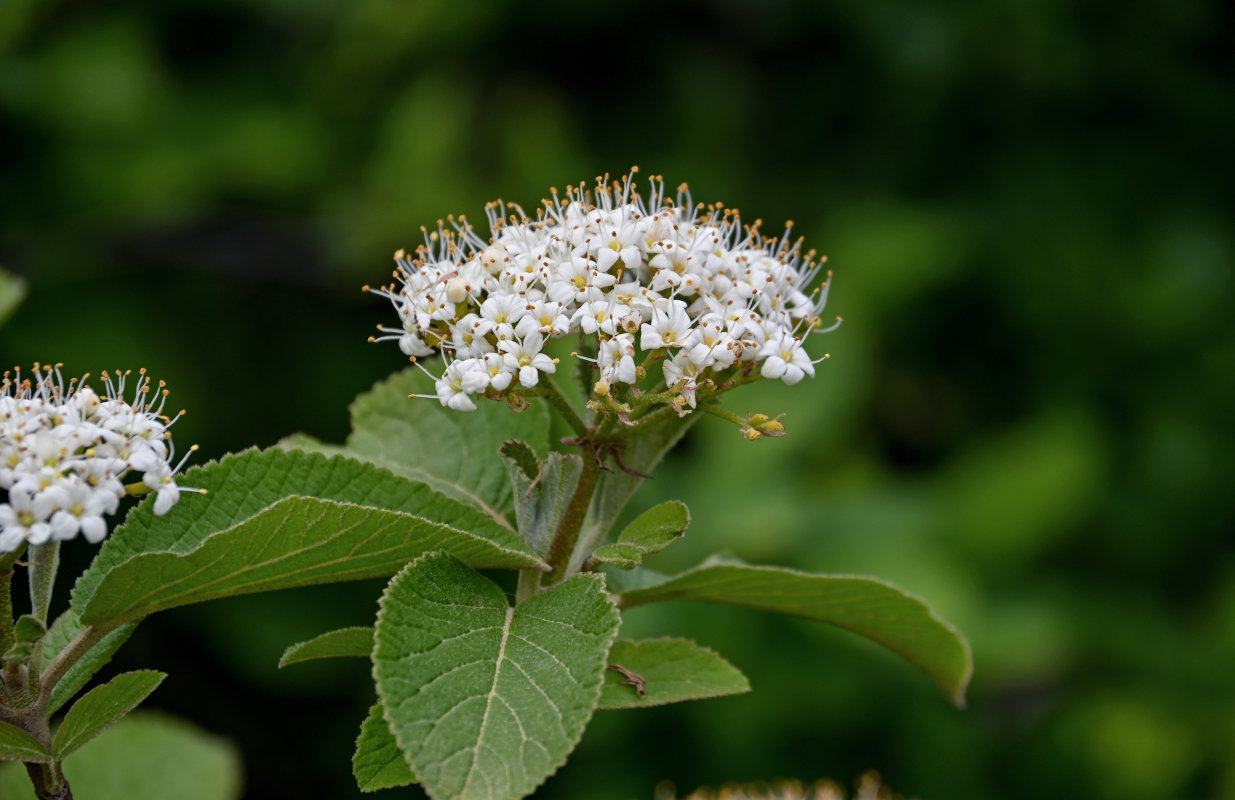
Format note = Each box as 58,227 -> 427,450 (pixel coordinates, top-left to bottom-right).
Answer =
2,0 -> 1233,798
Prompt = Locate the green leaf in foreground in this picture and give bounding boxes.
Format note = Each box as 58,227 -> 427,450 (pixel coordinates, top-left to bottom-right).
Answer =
592,501 -> 690,569
73,449 -> 545,625
618,557 -> 972,706
599,638 -> 750,710
0,712 -> 242,800
353,703 -> 416,792
0,720 -> 50,762
42,611 -> 139,714
374,553 -> 619,800
284,368 -> 551,526
53,671 -> 166,759
279,626 -> 374,668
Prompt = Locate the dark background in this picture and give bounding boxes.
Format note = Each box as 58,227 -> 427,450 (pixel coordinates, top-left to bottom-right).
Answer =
2,1 -> 1234,798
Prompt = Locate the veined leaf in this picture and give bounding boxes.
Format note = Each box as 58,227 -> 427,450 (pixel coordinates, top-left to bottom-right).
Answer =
42,611 -> 139,714
592,501 -> 690,569
502,448 -> 583,559
279,626 -> 373,668
52,671 -> 166,759
618,557 -> 972,706
353,703 -> 416,792
599,638 -> 750,710
284,368 -> 551,527
73,450 -> 545,626
374,553 -> 619,800
0,720 -> 50,763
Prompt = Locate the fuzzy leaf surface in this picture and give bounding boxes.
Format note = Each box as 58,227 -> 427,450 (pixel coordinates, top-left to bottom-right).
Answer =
598,637 -> 750,710
52,671 -> 165,759
353,703 -> 417,792
42,611 -> 139,714
503,450 -> 583,559
592,501 -> 690,569
0,720 -> 50,762
618,557 -> 973,706
374,553 -> 619,800
286,368 -> 551,527
279,626 -> 374,668
73,449 -> 544,625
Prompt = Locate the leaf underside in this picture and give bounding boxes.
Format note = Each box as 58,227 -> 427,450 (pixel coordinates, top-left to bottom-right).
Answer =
53,670 -> 166,759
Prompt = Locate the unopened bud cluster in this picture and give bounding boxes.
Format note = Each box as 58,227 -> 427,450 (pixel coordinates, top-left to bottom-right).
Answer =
368,170 -> 838,413
0,365 -> 197,552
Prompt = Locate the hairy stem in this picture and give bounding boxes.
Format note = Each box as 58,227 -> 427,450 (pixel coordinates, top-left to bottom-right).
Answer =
25,761 -> 72,800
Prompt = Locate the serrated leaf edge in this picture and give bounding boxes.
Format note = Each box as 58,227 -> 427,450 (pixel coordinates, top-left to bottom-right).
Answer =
373,554 -> 619,800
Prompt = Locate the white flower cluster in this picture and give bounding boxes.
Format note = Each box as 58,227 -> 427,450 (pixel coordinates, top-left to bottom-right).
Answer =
368,170 -> 839,412
0,365 -> 198,552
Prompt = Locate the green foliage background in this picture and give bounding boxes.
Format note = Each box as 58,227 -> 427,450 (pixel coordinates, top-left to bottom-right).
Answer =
1,1 -> 1232,798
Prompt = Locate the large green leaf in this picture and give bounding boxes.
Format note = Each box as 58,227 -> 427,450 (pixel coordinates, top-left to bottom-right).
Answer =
618,557 -> 972,706
284,368 -> 551,527
53,671 -> 166,759
591,501 -> 690,569
0,720 -> 50,763
42,611 -> 139,714
353,703 -> 416,792
599,638 -> 750,710
72,449 -> 545,625
0,267 -> 25,326
0,712 -> 242,800
374,552 -> 619,800
279,626 -> 373,668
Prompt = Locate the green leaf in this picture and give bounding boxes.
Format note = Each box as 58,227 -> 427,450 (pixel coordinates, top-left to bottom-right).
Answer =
374,552 -> 619,800
53,671 -> 166,759
42,611 -> 139,715
502,449 -> 583,559
618,557 -> 973,706
13,615 -> 45,644
73,449 -> 546,626
0,712 -> 242,800
599,637 -> 750,710
592,501 -> 690,569
0,720 -> 51,763
284,368 -> 551,527
499,441 -> 539,481
353,703 -> 416,792
0,267 -> 25,327
279,626 -> 374,668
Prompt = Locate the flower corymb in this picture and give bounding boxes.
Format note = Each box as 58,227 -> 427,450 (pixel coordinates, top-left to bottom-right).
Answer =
0,364 -> 200,552
367,170 -> 840,415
